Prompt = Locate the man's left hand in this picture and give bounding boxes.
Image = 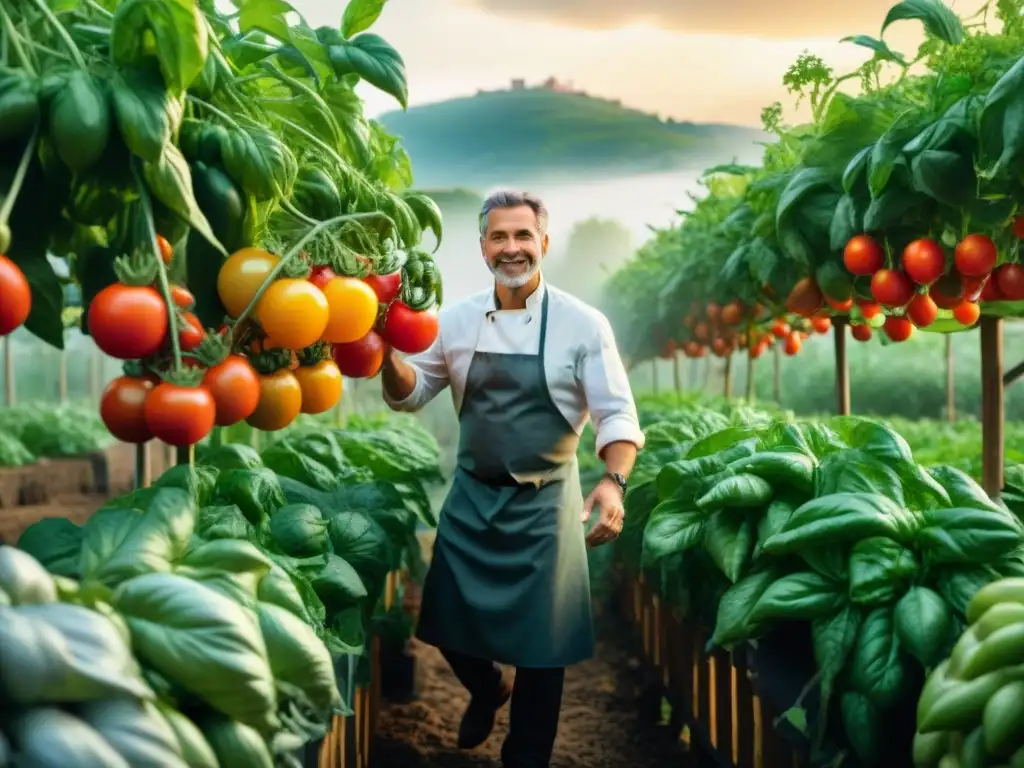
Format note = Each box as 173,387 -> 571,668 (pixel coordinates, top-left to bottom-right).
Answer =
582,477 -> 624,548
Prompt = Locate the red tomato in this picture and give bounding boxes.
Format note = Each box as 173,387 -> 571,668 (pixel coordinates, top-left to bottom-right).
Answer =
901,239 -> 946,285
929,272 -> 966,309
364,272 -> 402,304
381,302 -> 439,354
309,265 -> 337,291
783,332 -> 801,356
706,302 -> 721,322
693,322 -> 709,341
954,234 -> 998,276
850,324 -> 873,342
88,284 -> 168,359
962,275 -> 987,302
906,293 -> 938,328
711,337 -> 732,357
100,376 -> 156,443
870,269 -> 915,307
994,263 -> 1024,300
721,301 -> 744,326
144,383 -> 216,446
772,320 -> 791,339
0,254 -> 31,335
204,355 -> 261,426
843,234 -> 885,275
785,277 -> 824,317
810,315 -> 832,334
332,330 -> 387,378
826,296 -> 854,312
1013,217 -> 1024,239
953,301 -> 981,326
178,313 -> 204,352
980,276 -> 1004,302
883,316 -> 914,342
856,299 -> 882,320
169,284 -> 195,309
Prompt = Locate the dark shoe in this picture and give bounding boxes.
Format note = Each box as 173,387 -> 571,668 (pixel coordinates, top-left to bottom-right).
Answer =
457,679 -> 512,749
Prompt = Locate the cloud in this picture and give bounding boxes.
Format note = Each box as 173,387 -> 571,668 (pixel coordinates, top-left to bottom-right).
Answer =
456,0 -> 973,38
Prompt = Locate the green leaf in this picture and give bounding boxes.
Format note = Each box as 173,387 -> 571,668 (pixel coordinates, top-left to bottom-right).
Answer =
641,506 -> 704,566
110,0 -> 209,93
814,449 -> 905,503
840,35 -> 906,64
711,566 -> 780,647
111,67 -> 182,163
761,493 -> 907,555
18,256 -> 65,349
201,716 -> 274,768
213,468 -> 286,527
841,691 -> 881,764
310,554 -> 368,615
894,587 -> 954,667
324,33 -> 408,108
802,547 -> 848,581
238,0 -> 294,42
928,465 -> 1005,513
696,474 -> 773,511
747,571 -> 845,624
704,511 -> 755,582
342,0 -> 388,38
114,573 -> 277,730
880,0 -> 965,43
80,489 -> 196,588
16,518 -> 83,578
849,536 -> 918,605
846,606 -> 908,708
917,507 -> 1024,565
143,144 -> 226,255
268,504 -> 330,558
978,57 -> 1024,178
729,449 -> 815,494
937,564 -> 1002,618
258,602 -> 341,716
909,149 -> 974,207
813,605 -> 862,703
828,195 -> 861,252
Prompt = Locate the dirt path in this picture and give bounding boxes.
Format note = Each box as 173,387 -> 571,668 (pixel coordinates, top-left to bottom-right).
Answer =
371,615 -> 705,768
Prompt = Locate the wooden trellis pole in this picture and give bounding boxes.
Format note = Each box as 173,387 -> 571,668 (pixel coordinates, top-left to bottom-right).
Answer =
833,318 -> 851,415
979,317 -> 1004,498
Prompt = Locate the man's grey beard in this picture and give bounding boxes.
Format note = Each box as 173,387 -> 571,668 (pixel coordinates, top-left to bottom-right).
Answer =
489,257 -> 541,289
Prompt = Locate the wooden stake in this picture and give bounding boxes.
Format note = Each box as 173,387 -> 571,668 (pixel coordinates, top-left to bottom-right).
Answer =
745,354 -> 755,402
833,318 -> 851,416
772,345 -> 781,403
673,354 -> 682,393
723,356 -> 733,399
980,317 -> 1004,498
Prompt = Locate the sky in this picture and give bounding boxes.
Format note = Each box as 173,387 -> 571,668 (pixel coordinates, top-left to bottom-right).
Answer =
293,0 -> 988,127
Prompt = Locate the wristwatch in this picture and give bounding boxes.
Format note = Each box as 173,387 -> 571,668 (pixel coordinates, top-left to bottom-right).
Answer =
604,472 -> 628,496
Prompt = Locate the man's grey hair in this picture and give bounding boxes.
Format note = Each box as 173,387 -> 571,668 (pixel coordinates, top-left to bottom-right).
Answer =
478,189 -> 548,236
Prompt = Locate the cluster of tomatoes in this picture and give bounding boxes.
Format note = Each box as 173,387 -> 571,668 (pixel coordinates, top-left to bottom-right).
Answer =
838,228 -> 1024,343
661,299 -> 831,361
0,254 -> 31,337
98,241 -> 440,448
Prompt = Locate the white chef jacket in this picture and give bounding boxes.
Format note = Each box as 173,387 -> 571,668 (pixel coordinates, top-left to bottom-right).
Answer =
383,278 -> 645,457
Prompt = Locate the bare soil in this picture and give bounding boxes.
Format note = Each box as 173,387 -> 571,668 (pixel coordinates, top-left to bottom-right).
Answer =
371,615 -> 706,768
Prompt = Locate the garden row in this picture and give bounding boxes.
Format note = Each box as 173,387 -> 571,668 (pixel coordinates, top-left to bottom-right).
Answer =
0,0 -> 443,451
0,413 -> 443,766
604,393 -> 1024,766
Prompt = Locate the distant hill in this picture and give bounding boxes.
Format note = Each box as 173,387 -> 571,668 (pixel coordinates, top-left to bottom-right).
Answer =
379,87 -> 770,187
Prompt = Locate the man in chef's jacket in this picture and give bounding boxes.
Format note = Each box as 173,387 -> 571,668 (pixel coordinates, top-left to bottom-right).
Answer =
382,189 -> 644,767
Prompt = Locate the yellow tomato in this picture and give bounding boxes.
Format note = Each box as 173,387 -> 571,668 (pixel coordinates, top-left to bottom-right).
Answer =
216,248 -> 280,318
321,277 -> 379,343
295,360 -> 343,414
256,279 -> 329,349
246,370 -> 303,431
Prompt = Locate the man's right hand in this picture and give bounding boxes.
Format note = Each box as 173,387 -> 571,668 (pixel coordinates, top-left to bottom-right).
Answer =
380,345 -> 417,401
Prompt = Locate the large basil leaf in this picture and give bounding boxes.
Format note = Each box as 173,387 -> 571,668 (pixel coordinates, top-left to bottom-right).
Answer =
848,537 -> 918,605
847,606 -> 908,708
894,587 -> 954,667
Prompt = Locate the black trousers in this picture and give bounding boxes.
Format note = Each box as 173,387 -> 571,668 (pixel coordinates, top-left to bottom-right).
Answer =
441,648 -> 565,767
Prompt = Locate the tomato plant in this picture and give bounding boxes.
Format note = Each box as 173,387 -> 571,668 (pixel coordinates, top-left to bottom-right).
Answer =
322,277 -> 379,343
144,384 -> 216,446
204,355 -> 261,426
883,316 -> 914,342
906,293 -> 938,329
295,359 -> 343,414
850,324 -> 872,342
247,370 -> 303,431
88,284 -> 168,360
0,254 -> 31,335
100,376 -> 156,443
995,263 -> 1024,300
953,301 -> 981,326
870,269 -> 915,308
382,302 -> 439,354
257,279 -> 329,349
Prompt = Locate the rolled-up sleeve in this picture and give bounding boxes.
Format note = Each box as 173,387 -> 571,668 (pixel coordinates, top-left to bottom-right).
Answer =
382,331 -> 450,413
579,313 -> 645,456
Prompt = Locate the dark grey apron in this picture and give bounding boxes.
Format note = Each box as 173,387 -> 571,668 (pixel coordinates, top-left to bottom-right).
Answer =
415,290 -> 594,668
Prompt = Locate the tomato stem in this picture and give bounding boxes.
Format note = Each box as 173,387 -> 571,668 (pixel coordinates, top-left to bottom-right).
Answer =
134,166 -> 183,373
0,125 -> 39,228
231,211 -> 396,334
185,95 -> 242,130
277,116 -> 348,169
27,0 -> 88,70
0,4 -> 35,75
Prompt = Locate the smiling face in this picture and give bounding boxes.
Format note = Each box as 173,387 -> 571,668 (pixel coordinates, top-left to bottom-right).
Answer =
480,204 -> 549,289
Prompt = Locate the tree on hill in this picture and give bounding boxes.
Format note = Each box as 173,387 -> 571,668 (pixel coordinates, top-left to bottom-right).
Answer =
545,217 -> 634,304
